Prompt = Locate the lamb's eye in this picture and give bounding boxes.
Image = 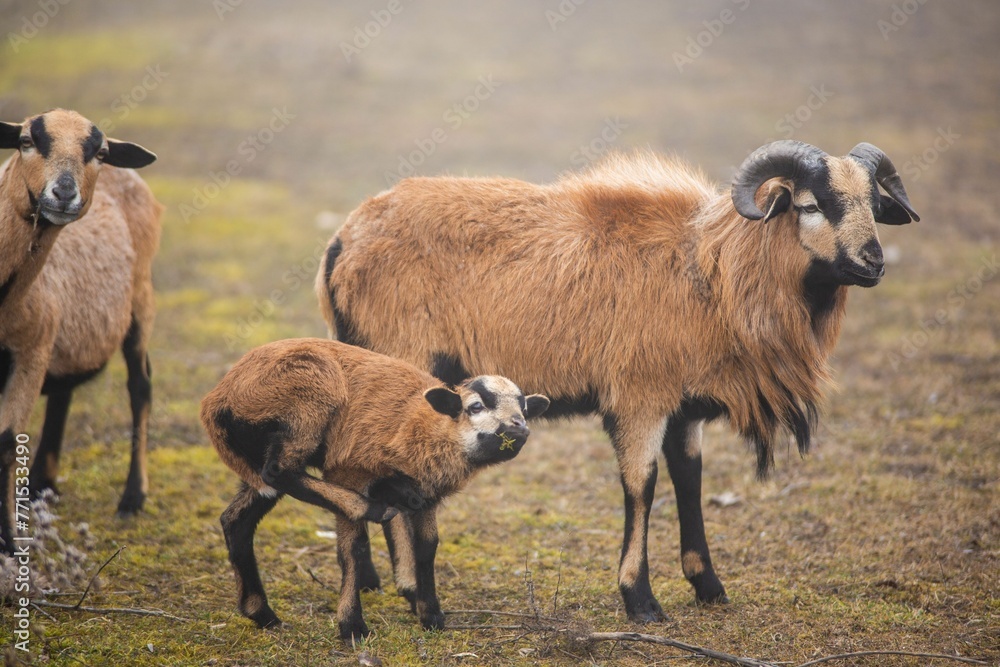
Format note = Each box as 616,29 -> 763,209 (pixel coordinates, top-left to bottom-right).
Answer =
468,401 -> 484,414
96,147 -> 109,161
800,204 -> 821,215
19,136 -> 33,150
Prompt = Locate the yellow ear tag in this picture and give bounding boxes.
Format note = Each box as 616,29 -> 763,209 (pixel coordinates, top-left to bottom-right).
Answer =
498,433 -> 517,451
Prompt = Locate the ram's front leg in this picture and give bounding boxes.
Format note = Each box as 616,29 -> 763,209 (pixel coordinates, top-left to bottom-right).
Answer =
0,342 -> 53,555
411,506 -> 444,631
606,412 -> 669,623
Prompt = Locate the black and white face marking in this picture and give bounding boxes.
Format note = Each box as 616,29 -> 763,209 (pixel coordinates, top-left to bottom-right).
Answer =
788,157 -> 887,288
445,376 -> 549,467
1,109 -> 156,226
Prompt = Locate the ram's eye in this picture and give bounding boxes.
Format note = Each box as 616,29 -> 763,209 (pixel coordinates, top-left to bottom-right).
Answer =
19,136 -> 33,150
800,204 -> 821,214
96,147 -> 109,161
468,401 -> 485,414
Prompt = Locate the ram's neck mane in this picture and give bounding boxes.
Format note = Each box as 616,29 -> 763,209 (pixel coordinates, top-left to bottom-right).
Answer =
690,193 -> 848,475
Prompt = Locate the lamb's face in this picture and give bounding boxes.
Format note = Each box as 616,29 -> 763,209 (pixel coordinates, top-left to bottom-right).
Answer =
0,108 -> 156,225
424,376 -> 549,467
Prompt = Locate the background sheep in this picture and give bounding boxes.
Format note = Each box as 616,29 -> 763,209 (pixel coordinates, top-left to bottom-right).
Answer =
200,338 -> 549,640
0,109 -> 160,555
317,140 -> 918,622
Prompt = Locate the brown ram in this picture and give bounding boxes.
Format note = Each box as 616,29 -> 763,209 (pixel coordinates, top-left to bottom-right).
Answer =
316,140 -> 918,621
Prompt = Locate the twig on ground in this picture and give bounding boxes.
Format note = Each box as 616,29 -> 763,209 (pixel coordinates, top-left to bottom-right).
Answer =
796,651 -> 988,666
306,567 -> 332,589
30,602 -> 58,622
34,600 -> 191,622
73,545 -> 126,609
581,632 -> 779,667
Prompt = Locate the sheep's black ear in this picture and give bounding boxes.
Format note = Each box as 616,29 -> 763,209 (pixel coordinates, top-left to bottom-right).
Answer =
875,194 -> 914,225
762,185 -> 792,222
104,139 -> 157,168
524,394 -> 550,420
424,387 -> 463,418
0,122 -> 22,149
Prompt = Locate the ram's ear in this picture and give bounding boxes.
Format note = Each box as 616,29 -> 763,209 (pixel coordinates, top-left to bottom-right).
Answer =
424,387 -> 463,418
0,122 -> 22,149
104,138 -> 157,168
875,193 -> 915,225
761,183 -> 792,222
524,394 -> 550,420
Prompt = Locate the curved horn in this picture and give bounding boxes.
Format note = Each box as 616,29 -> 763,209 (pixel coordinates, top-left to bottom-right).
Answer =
731,140 -> 828,220
848,142 -> 920,222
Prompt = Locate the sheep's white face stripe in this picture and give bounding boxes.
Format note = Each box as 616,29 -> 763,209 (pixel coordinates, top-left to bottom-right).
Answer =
794,192 -> 825,230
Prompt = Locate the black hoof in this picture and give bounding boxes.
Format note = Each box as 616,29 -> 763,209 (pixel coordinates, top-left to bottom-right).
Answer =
28,477 -> 59,500
625,597 -> 669,624
359,568 -> 382,592
251,608 -> 282,630
116,491 -> 146,517
363,502 -> 398,523
419,609 -> 445,631
693,577 -> 729,605
338,619 -> 371,642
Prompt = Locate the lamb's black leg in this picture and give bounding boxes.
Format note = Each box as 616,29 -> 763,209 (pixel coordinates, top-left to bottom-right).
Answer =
355,524 -> 381,591
662,415 -> 728,604
383,513 -> 417,611
411,506 -> 444,631
221,483 -> 282,628
0,428 -> 16,556
335,515 -> 371,641
28,390 -> 72,498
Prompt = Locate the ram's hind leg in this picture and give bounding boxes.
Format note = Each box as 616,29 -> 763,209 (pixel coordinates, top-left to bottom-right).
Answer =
221,483 -> 282,628
28,389 -> 73,498
118,314 -> 152,515
663,414 -> 728,604
607,413 -> 668,623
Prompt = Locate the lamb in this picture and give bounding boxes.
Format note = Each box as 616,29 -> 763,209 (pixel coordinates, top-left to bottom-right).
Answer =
200,338 -> 549,640
316,140 -> 919,622
0,109 -> 161,555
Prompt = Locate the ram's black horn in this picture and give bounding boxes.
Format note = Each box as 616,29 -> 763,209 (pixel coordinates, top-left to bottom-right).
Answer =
731,140 -> 827,220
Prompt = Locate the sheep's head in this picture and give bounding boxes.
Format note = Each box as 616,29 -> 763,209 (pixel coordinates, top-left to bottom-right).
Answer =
731,140 -> 919,288
0,108 -> 156,225
424,376 -> 549,467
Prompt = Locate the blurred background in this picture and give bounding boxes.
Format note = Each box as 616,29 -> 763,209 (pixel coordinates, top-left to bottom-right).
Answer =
0,1 -> 997,664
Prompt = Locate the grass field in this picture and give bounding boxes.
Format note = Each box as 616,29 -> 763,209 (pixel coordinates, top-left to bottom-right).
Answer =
0,1 -> 997,665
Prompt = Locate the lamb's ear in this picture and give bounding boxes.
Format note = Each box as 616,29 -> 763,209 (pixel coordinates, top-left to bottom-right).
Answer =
524,394 -> 550,419
762,184 -> 792,222
0,122 -> 22,149
424,387 -> 463,418
104,138 -> 157,168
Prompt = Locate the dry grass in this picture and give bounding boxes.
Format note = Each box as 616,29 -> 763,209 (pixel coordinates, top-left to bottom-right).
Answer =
0,1 -> 997,665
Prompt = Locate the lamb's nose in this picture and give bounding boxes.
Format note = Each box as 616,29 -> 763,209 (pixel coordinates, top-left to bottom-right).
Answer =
510,415 -> 526,429
51,173 -> 77,203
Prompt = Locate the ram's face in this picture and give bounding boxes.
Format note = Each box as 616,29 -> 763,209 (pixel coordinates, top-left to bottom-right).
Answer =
788,157 -> 886,288
0,108 -> 156,225
733,140 -> 918,290
423,376 -> 549,468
